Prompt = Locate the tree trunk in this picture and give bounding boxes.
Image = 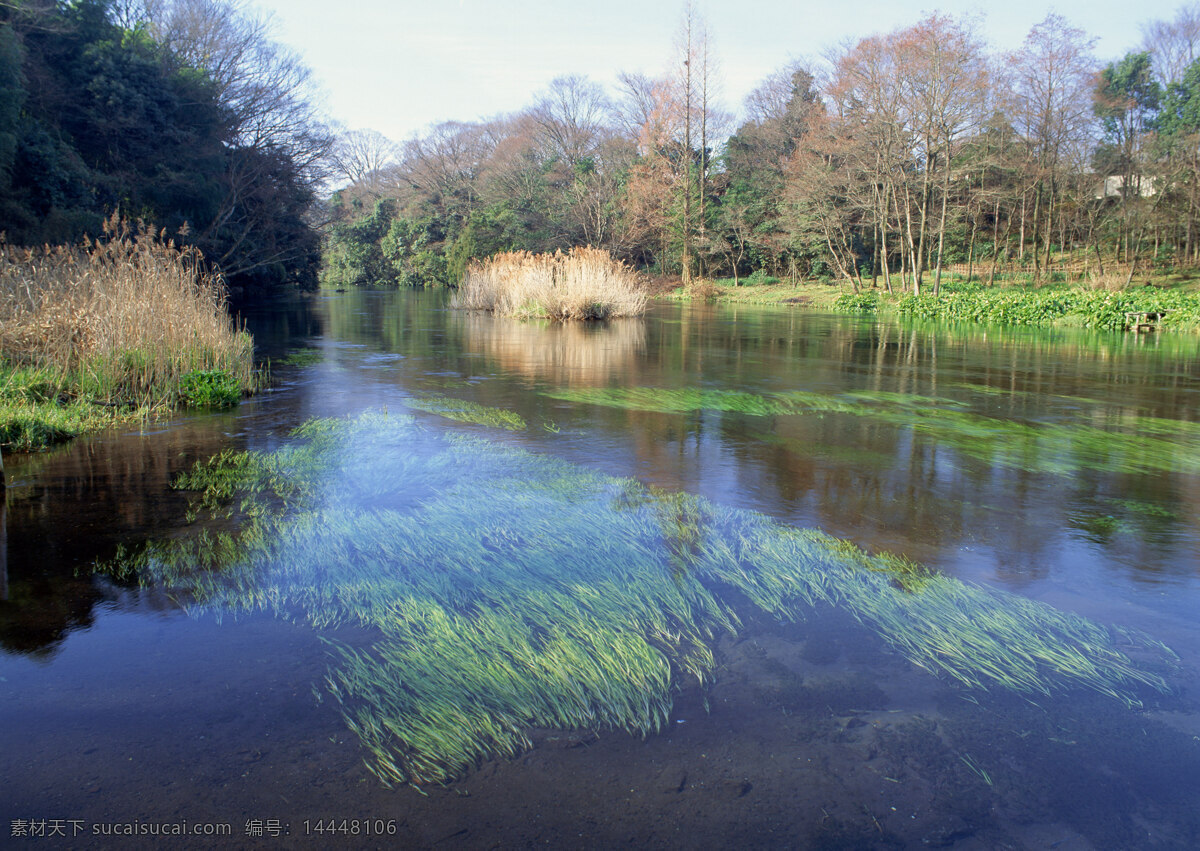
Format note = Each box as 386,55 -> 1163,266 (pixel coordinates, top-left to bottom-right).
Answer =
933,145 -> 951,296
966,218 -> 977,283
1030,182 -> 1043,281
1018,190 -> 1027,262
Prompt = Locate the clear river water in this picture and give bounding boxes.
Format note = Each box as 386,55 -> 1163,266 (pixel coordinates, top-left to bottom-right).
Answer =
2,288 -> 1199,849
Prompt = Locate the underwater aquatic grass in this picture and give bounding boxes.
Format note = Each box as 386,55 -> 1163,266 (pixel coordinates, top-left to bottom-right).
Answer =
279,348 -> 324,367
106,412 -> 1178,786
404,393 -> 526,430
545,386 -> 1200,476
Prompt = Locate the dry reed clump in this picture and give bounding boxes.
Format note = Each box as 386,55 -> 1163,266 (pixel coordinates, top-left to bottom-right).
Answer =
687,278 -> 721,300
1085,268 -> 1132,292
0,217 -> 254,409
452,248 -> 647,321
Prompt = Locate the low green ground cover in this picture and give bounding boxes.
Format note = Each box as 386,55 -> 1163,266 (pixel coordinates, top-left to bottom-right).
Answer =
833,281 -> 1200,332
0,360 -> 249,451
0,365 -> 123,450
659,280 -> 844,308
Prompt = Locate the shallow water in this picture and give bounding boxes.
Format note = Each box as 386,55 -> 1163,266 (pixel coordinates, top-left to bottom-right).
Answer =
3,289 -> 1199,849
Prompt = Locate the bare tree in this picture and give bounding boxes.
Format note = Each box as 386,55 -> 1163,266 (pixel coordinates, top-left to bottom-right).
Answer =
696,16 -> 729,277
477,112 -> 545,210
126,0 -> 334,284
531,74 -> 612,167
565,137 -> 635,249
828,33 -> 913,290
144,0 -> 332,174
784,113 -> 868,291
615,72 -> 661,141
745,64 -> 800,125
895,14 -> 990,292
623,79 -> 686,269
676,1 -> 697,284
819,15 -> 988,294
1143,2 -> 1200,84
1009,14 -> 1097,278
400,121 -> 494,219
331,128 -> 399,196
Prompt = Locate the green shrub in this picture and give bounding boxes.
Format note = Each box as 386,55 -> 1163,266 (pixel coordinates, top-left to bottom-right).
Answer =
833,290 -> 880,312
744,269 -> 780,286
894,286 -> 1200,332
178,370 -> 241,408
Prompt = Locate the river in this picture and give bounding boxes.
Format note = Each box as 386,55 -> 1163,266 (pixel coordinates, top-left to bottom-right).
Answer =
2,289 -> 1199,848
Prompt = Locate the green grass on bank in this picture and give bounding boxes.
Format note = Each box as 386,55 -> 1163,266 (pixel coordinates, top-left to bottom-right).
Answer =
0,361 -> 249,452
657,268 -> 1200,333
658,279 -> 846,310
832,280 -> 1200,332
0,364 -> 132,450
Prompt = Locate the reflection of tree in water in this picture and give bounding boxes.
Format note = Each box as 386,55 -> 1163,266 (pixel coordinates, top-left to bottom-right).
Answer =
238,295 -> 326,359
317,289 -> 649,389
449,312 -> 647,387
0,569 -> 100,659
0,424 -> 241,657
551,364 -> 1200,588
615,484 -> 709,580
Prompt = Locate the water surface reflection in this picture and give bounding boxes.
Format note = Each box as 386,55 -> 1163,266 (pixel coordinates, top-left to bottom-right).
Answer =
1,290 -> 1198,848
311,291 -> 1200,601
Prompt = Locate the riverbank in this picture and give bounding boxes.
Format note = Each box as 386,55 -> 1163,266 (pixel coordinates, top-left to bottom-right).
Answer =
652,277 -> 846,309
0,227 -> 257,452
655,273 -> 1200,332
835,279 -> 1200,332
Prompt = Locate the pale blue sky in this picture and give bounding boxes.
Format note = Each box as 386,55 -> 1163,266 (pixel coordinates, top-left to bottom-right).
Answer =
256,0 -> 1185,143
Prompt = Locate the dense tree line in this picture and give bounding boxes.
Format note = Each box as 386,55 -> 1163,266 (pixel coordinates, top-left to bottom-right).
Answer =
325,4 -> 1200,292
0,0 -> 330,295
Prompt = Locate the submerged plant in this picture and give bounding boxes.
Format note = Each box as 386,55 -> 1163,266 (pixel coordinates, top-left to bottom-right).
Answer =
545,385 -> 1200,476
105,412 -> 1178,786
279,348 -> 324,367
404,393 -> 526,430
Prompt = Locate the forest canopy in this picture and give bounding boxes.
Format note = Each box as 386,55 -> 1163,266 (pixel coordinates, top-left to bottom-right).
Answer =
7,2 -> 1200,297
323,4 -> 1200,294
0,0 -> 330,295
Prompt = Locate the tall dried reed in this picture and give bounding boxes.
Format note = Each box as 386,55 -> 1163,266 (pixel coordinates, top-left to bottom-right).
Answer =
0,218 -> 254,409
452,247 -> 647,320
